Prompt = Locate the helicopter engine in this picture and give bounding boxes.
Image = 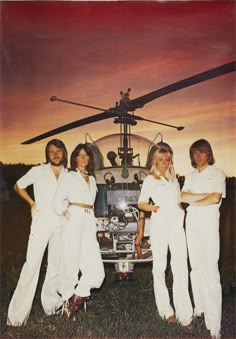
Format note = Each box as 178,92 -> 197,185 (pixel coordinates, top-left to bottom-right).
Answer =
96,182 -> 141,257
106,188 -> 139,253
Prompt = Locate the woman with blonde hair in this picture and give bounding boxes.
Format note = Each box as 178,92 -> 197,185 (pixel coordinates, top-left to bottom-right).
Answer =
138,142 -> 193,327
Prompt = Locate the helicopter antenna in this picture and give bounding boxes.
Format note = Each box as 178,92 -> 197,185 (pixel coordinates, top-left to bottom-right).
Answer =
153,132 -> 164,143
148,133 -> 164,152
85,133 -> 96,144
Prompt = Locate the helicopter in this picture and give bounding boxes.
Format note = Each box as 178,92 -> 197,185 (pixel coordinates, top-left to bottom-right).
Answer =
22,61 -> 236,279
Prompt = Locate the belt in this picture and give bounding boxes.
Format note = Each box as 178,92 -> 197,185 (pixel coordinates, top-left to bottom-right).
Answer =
69,202 -> 93,210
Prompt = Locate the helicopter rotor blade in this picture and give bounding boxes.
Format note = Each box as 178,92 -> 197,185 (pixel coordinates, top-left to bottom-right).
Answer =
22,61 -> 235,144
132,114 -> 184,130
21,111 -> 116,144
130,61 -> 236,109
50,96 -> 107,111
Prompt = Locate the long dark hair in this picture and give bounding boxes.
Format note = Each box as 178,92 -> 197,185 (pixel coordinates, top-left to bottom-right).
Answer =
70,143 -> 95,175
190,139 -> 215,168
45,139 -> 68,167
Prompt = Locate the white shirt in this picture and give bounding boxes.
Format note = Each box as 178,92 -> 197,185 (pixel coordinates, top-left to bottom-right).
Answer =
138,175 -> 181,209
183,165 -> 225,196
17,163 -> 67,216
52,171 -> 97,216
182,165 -> 226,210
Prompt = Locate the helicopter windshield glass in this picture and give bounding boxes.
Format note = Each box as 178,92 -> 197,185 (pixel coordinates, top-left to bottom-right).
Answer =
94,133 -> 155,168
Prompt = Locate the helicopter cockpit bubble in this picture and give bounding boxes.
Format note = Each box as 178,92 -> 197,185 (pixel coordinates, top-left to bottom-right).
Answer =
85,133 -> 104,170
94,133 -> 155,168
145,132 -> 173,169
86,142 -> 104,170
156,141 -> 173,155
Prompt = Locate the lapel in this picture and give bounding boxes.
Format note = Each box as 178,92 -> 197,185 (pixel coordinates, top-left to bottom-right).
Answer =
45,163 -> 56,181
45,163 -> 67,182
58,166 -> 67,181
76,171 -> 90,192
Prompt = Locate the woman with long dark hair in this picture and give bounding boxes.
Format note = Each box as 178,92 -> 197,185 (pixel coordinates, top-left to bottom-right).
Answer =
52,143 -> 105,319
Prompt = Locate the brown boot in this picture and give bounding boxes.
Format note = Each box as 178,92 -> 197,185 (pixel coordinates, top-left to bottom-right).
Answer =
70,294 -> 86,310
62,295 -> 85,319
62,300 -> 73,318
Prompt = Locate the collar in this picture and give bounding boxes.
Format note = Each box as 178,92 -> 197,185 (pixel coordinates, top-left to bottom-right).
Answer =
195,165 -> 214,176
45,163 -> 67,178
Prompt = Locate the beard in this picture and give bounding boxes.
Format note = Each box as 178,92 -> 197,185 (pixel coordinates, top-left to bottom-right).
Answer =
50,158 -> 64,166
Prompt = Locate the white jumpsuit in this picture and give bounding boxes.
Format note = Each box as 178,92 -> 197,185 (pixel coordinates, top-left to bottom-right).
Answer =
138,175 -> 193,326
7,163 -> 67,326
182,165 -> 225,337
52,171 -> 105,301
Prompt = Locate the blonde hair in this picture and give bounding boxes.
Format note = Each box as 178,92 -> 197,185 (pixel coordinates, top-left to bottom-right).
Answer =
150,144 -> 176,181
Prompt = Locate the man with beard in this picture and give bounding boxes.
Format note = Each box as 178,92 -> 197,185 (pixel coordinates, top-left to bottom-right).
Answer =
7,139 -> 68,326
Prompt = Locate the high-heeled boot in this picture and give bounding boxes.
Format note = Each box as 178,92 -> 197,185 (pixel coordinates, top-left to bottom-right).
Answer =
70,294 -> 87,312
62,294 -> 87,320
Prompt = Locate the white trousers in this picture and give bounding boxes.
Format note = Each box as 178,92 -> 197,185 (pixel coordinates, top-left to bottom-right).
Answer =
150,208 -> 193,326
186,208 -> 221,336
58,207 -> 105,301
7,215 -> 62,326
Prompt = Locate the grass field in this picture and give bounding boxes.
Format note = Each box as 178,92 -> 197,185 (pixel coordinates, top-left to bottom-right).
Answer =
0,168 -> 235,338
0,262 -> 235,339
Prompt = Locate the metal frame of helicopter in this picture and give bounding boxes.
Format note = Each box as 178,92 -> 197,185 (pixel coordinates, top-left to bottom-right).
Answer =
21,61 -> 236,278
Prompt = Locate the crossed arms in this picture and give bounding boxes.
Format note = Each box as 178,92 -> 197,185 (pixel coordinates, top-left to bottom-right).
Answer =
181,191 -> 222,206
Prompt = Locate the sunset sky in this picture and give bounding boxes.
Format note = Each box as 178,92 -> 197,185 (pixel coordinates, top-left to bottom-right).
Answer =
1,1 -> 235,176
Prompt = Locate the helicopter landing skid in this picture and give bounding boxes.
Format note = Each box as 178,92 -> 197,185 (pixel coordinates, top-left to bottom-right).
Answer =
102,253 -> 153,265
103,252 -> 153,280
